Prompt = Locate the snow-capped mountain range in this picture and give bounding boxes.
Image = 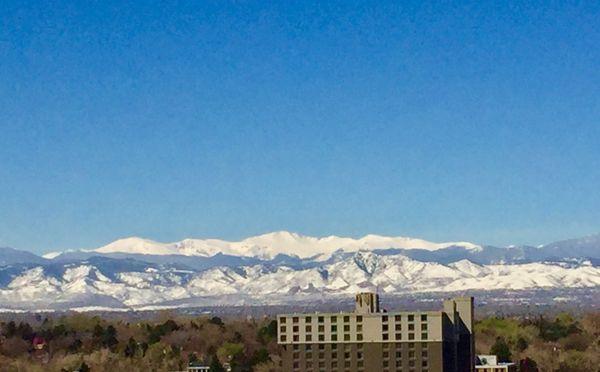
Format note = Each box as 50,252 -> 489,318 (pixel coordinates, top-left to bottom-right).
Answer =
1,231 -> 599,311
43,231 -> 482,260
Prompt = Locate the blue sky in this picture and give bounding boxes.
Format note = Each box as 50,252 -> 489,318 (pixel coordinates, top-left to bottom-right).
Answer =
1,1 -> 599,253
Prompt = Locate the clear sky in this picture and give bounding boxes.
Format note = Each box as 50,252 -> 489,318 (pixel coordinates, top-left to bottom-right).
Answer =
1,1 -> 599,254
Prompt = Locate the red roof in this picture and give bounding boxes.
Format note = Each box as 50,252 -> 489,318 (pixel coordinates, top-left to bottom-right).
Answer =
32,336 -> 46,346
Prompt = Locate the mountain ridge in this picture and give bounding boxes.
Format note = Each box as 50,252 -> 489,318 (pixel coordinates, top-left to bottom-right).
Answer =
0,251 -> 598,311
43,231 -> 483,260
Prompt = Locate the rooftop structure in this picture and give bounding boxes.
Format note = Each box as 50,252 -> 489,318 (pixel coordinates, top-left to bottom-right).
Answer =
475,355 -> 516,372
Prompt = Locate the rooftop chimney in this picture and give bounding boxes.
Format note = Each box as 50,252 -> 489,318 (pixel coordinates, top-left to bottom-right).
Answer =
355,292 -> 380,314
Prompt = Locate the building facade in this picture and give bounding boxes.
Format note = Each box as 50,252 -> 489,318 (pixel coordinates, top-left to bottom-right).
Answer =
278,293 -> 474,372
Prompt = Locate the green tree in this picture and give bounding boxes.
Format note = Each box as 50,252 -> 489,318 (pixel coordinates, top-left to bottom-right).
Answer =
209,316 -> 224,327
124,337 -> 139,358
516,336 -> 528,352
188,352 -> 198,364
250,348 -> 270,365
67,338 -> 83,353
102,325 -> 119,350
258,320 -> 277,344
490,337 -> 511,363
2,321 -> 17,338
519,357 -> 538,372
210,355 -> 226,372
16,322 -> 34,340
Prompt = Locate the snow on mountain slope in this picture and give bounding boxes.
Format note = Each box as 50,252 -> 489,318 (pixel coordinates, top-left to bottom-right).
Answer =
48,231 -> 481,260
1,251 -> 598,310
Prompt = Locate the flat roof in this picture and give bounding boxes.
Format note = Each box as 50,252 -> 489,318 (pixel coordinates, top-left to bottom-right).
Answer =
278,310 -> 444,317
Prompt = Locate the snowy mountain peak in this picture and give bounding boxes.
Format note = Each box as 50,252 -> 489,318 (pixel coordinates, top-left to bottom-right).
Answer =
48,231 -> 482,260
95,237 -> 171,255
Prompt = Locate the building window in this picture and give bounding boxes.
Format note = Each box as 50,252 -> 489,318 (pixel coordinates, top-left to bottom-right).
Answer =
383,334 -> 389,340
306,335 -> 312,341
383,351 -> 389,358
421,314 -> 427,321
344,325 -> 350,332
344,316 -> 350,322
293,352 -> 299,359
382,316 -> 388,322
357,351 -> 363,359
408,343 -> 414,349
357,343 -> 363,349
318,335 -> 324,341
280,326 -> 286,332
395,315 -> 401,321
306,344 -> 312,351
293,335 -> 299,342
383,360 -> 389,367
395,333 -> 401,340
280,335 -> 286,342
383,343 -> 389,349
280,317 -> 287,324
357,334 -> 363,341
293,344 -> 300,350
318,325 -> 325,332
344,334 -> 350,341
408,324 -> 414,331
421,332 -> 428,340
357,315 -> 363,322
318,316 -> 324,323
332,352 -> 337,359
421,323 -> 427,331
408,333 -> 414,340
409,351 -> 415,358
306,325 -> 312,332
382,324 -> 389,331
357,324 -> 363,332
332,334 -> 337,341
293,326 -> 299,332
293,317 -> 299,323
345,352 -> 350,359
332,344 -> 337,350
422,351 -> 428,359
331,316 -> 337,323
408,314 -> 414,322
306,316 -> 312,322
395,324 -> 401,331
396,351 -> 402,359
331,325 -> 337,332
319,352 -> 325,359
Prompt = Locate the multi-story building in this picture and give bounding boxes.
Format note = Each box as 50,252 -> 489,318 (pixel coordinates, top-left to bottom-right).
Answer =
278,293 -> 474,372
